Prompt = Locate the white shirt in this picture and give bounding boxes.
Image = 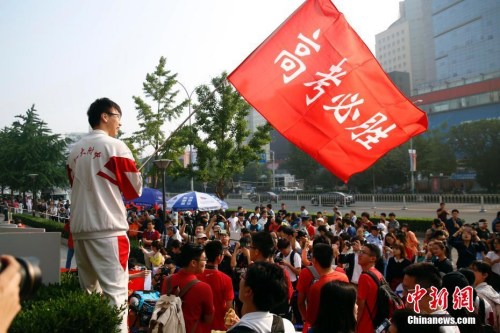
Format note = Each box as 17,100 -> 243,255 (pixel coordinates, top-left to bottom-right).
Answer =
351,253 -> 362,284
282,250 -> 302,283
228,311 -> 295,333
431,309 -> 460,333
486,251 -> 500,276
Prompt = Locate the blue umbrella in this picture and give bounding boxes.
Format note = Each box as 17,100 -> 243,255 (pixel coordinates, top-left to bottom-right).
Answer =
124,187 -> 163,208
209,194 -> 229,210
167,191 -> 223,211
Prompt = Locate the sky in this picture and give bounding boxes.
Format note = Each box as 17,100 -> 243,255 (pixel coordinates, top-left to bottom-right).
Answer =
0,0 -> 402,137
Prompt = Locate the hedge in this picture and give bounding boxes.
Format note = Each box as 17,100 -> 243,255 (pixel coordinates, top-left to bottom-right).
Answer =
9,273 -> 123,333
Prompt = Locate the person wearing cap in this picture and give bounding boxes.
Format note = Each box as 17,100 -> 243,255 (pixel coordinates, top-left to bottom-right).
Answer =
279,226 -> 301,252
196,233 -> 209,246
365,225 -> 383,252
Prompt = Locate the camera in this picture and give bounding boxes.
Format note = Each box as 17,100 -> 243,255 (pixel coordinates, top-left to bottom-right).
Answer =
274,256 -> 283,264
0,256 -> 42,300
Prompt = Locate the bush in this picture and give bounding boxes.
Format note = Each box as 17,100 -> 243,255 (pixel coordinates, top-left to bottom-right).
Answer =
10,273 -> 123,333
13,213 -> 67,237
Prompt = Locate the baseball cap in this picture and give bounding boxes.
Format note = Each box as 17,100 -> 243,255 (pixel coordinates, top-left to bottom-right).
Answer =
196,233 -> 208,239
219,230 -> 228,235
316,217 -> 324,223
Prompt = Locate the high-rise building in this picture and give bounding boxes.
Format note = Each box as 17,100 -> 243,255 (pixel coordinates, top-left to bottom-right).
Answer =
432,0 -> 500,83
375,0 -> 435,92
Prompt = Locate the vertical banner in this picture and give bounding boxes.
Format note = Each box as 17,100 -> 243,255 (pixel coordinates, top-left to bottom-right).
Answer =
409,149 -> 417,172
228,0 -> 428,182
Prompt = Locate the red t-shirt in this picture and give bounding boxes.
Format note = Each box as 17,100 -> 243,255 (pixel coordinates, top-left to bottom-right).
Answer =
142,229 -> 161,242
306,224 -> 316,238
162,270 -> 215,333
197,268 -> 234,331
306,270 -> 349,325
357,267 -> 383,333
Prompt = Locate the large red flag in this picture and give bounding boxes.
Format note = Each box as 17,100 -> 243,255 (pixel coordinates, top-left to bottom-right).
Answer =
228,0 -> 428,182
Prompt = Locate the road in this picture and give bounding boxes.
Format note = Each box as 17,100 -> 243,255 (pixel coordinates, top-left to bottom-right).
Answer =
224,198 -> 499,223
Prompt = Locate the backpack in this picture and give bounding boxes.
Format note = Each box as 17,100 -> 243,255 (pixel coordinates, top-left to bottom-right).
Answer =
362,270 -> 404,327
148,276 -> 200,333
228,314 -> 285,333
129,290 -> 161,328
306,265 -> 320,286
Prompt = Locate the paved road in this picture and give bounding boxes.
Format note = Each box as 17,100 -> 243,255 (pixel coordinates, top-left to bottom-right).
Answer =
225,198 -> 499,223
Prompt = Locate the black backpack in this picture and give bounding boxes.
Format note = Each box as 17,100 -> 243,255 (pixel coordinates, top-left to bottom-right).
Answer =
362,270 -> 404,327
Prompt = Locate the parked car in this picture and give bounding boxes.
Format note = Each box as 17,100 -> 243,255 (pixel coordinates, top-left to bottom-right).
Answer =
249,191 -> 279,203
310,192 -> 355,206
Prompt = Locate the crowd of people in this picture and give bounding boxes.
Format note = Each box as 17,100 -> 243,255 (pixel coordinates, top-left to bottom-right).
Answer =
124,200 -> 500,333
3,96 -> 500,333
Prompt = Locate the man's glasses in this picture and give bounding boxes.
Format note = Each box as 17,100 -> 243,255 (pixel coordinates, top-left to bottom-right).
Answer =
106,112 -> 121,119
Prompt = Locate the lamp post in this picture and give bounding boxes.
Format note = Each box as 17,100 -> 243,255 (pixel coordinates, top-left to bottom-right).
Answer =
409,100 -> 423,194
177,81 -> 196,191
203,182 -> 208,193
269,150 -> 276,191
153,159 -> 172,224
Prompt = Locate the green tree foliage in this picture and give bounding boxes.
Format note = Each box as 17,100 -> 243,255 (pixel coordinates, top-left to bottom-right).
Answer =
413,127 -> 456,177
0,105 -> 69,195
130,56 -> 188,185
449,119 -> 500,191
181,72 -> 272,199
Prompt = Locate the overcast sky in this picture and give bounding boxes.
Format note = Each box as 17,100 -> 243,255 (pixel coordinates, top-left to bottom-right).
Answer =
0,0 -> 401,137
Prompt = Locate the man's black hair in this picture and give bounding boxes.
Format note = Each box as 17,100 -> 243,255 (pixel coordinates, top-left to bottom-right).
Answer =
364,243 -> 381,261
177,243 -> 204,268
243,261 -> 288,312
251,231 -> 275,259
87,97 -> 121,129
313,243 -> 334,269
204,240 -> 223,263
277,238 -> 290,250
403,262 -> 442,288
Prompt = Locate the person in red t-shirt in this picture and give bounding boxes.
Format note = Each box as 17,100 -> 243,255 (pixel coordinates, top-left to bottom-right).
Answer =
356,243 -> 383,333
302,217 -> 316,239
197,240 -> 234,331
306,243 -> 349,331
249,231 -> 294,317
161,243 -> 214,333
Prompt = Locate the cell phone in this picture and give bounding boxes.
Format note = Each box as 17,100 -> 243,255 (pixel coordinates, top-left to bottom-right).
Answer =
375,319 -> 391,333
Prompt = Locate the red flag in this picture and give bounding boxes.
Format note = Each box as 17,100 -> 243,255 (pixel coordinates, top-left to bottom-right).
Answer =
228,0 -> 428,182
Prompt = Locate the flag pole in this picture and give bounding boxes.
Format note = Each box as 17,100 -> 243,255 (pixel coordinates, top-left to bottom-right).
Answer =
138,79 -> 227,172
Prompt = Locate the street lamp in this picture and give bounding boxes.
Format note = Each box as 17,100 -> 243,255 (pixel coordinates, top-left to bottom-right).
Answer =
203,181 -> 208,193
269,150 -> 276,191
177,81 -> 196,191
153,159 -> 172,224
409,100 -> 423,194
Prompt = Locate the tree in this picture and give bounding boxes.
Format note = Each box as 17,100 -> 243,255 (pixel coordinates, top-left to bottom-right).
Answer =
449,119 -> 500,191
179,72 -> 272,199
130,56 -> 187,186
0,105 -> 69,196
413,127 -> 456,177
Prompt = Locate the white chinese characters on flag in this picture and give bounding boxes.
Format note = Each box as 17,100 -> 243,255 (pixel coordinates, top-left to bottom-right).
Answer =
228,0 -> 428,182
